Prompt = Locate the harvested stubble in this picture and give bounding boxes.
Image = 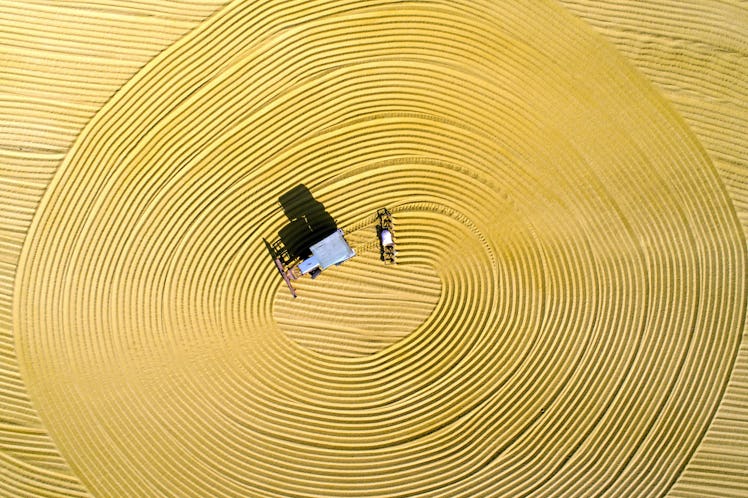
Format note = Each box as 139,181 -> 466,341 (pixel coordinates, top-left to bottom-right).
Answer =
2,0 -> 747,497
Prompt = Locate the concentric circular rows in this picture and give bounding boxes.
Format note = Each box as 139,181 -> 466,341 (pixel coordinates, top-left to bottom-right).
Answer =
0,2 -> 230,496
13,0 -> 745,497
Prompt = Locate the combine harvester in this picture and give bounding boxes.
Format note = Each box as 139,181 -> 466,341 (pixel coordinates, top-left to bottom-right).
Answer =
269,208 -> 396,297
268,229 -> 355,298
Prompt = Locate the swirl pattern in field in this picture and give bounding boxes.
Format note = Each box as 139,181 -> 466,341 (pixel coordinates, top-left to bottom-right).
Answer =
6,0 -> 747,497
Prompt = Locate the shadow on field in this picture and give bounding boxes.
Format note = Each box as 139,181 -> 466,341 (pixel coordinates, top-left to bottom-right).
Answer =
275,184 -> 337,261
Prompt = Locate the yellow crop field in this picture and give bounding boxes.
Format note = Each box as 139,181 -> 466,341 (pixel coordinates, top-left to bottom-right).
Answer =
1,1 -> 746,497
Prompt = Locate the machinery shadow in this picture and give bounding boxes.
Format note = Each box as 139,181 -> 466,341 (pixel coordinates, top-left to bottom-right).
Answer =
276,184 -> 337,261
